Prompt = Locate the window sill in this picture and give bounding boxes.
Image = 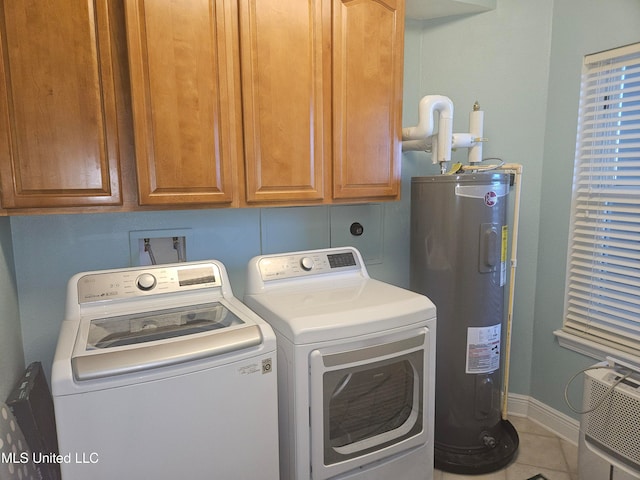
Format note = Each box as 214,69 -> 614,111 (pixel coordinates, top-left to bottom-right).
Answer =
554,329 -> 640,367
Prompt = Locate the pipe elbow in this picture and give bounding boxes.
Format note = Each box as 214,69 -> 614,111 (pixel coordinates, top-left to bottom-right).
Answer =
403,95 -> 454,141
431,95 -> 453,119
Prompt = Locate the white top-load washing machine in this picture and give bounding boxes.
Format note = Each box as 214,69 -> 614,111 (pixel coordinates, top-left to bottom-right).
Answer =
244,247 -> 437,480
52,260 -> 279,480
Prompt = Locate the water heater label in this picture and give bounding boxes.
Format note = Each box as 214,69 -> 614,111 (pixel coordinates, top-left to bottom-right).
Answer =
465,324 -> 501,374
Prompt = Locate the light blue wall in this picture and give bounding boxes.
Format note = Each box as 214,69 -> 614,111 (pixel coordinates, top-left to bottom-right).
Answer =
0,216 -> 22,401
533,0 -> 640,417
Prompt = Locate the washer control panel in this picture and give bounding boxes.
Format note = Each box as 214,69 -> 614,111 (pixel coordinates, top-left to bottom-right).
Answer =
77,263 -> 221,304
257,248 -> 361,281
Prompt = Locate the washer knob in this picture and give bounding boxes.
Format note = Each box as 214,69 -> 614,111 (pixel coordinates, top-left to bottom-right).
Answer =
300,257 -> 314,271
136,273 -> 157,291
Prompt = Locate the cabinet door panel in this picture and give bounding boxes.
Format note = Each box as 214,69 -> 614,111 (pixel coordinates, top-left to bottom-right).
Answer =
0,0 -> 122,208
332,0 -> 403,200
240,0 -> 330,203
125,0 -> 236,205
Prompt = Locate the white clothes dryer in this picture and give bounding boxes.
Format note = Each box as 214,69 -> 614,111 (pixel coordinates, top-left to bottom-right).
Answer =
52,260 -> 279,480
244,247 -> 437,480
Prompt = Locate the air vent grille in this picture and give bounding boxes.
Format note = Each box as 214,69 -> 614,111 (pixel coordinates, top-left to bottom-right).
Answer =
583,375 -> 640,469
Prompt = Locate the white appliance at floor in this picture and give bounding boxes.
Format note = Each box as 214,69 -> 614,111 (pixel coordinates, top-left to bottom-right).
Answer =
52,260 -> 279,480
244,246 -> 437,480
578,360 -> 640,480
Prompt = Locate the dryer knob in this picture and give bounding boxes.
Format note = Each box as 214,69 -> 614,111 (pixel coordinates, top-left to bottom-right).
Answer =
136,273 -> 157,291
300,257 -> 314,271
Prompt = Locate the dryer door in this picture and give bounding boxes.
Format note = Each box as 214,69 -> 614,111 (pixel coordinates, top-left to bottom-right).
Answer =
309,327 -> 430,480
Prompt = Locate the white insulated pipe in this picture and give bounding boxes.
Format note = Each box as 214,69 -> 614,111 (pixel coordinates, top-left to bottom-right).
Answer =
401,138 -> 432,152
402,95 -> 453,139
451,105 -> 485,163
402,95 -> 454,166
468,106 -> 484,164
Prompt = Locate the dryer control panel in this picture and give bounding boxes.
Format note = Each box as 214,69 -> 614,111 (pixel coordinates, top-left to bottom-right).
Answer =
256,248 -> 362,282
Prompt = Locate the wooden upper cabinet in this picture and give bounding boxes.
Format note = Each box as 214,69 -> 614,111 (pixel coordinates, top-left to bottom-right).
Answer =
0,0 -> 122,208
0,0 -> 403,211
332,0 -> 404,200
239,0 -> 331,204
124,0 -> 237,206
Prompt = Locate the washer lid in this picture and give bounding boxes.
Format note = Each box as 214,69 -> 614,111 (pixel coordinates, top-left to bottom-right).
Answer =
72,302 -> 262,381
85,302 -> 243,349
244,278 -> 436,343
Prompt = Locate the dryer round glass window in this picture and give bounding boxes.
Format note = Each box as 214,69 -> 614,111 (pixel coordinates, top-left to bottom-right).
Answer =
309,329 -> 428,476
323,352 -> 423,465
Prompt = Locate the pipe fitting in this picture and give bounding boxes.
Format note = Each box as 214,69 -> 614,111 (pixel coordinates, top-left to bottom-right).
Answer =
481,432 -> 497,449
402,95 -> 454,141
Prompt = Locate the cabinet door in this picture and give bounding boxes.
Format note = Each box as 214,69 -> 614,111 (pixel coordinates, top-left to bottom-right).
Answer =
0,0 -> 122,208
125,0 -> 237,205
332,0 -> 404,200
239,0 -> 331,203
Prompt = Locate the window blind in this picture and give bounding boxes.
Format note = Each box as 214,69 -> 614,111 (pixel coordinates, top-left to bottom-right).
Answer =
563,42 -> 640,357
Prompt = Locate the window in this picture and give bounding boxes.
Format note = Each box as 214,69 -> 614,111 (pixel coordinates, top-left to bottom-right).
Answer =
557,42 -> 640,362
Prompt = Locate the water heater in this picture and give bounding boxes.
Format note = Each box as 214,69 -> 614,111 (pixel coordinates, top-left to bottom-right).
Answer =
410,172 -> 519,474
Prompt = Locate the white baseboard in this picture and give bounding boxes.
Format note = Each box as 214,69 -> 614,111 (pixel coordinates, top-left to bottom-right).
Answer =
506,393 -> 580,445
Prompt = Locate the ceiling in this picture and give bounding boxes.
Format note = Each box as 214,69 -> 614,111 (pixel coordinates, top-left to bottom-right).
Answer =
405,0 -> 496,20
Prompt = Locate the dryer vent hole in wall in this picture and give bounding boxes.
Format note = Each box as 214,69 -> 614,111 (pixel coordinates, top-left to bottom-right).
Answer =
350,222 -> 364,236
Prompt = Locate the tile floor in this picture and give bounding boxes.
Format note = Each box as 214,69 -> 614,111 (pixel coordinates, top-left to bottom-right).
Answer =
433,415 -> 578,480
